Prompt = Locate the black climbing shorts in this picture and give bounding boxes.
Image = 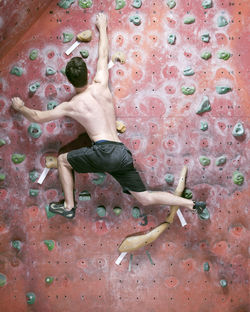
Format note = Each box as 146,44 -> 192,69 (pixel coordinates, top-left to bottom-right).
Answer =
67,140 -> 146,194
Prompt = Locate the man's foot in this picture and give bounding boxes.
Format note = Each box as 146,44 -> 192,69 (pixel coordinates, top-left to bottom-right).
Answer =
193,201 -> 210,220
49,200 -> 76,219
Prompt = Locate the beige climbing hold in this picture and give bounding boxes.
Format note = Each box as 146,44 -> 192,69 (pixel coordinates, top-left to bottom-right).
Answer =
45,156 -> 58,169
111,51 -> 126,64
77,30 -> 92,42
116,120 -> 126,133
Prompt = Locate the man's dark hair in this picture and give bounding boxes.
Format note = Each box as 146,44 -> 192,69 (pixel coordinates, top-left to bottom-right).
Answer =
65,57 -> 88,88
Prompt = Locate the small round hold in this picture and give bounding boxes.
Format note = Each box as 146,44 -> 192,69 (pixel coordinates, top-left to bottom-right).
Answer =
203,262 -> 210,271
28,123 -> 42,139
45,276 -> 54,284
220,279 -> 227,287
232,122 -> 244,137
112,51 -> 126,64
130,15 -> 141,26
116,120 -> 126,133
26,292 -> 36,304
80,50 -> 89,58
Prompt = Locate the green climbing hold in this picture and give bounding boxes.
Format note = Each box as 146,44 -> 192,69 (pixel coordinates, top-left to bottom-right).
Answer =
29,82 -> 40,93
181,86 -> 195,95
96,205 -> 106,217
46,67 -> 56,75
12,153 -> 26,164
0,273 -> 7,287
184,16 -> 195,24
168,34 -> 176,45
201,33 -> 210,43
220,279 -> 227,287
200,121 -> 208,131
58,0 -> 75,9
216,86 -> 232,94
0,139 -> 6,147
63,33 -> 74,43
47,101 -> 58,110
202,0 -> 212,9
167,0 -> 176,9
165,174 -> 174,184
45,276 -> 54,284
79,190 -> 91,201
0,173 -> 6,181
232,122 -> 244,137
29,49 -> 38,60
196,96 -> 211,114
45,205 -> 56,219
28,123 -> 42,139
115,0 -> 126,10
79,0 -> 92,8
132,0 -> 142,8
10,66 -> 23,76
183,67 -> 194,76
92,173 -> 106,185
199,156 -> 211,166
201,51 -> 212,60
233,171 -> 244,186
130,15 -> 141,26
26,292 -> 36,304
29,170 -> 39,182
217,16 -> 228,27
203,262 -> 210,271
132,207 -> 141,219
217,51 -> 231,60
44,240 -> 55,251
12,240 -> 21,251
29,189 -> 39,197
80,50 -> 89,58
113,207 -> 122,216
183,188 -> 193,199
216,156 -> 227,166
60,68 -> 66,75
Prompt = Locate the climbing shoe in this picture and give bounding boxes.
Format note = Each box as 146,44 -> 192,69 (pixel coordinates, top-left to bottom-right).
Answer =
193,201 -> 210,220
49,200 -> 76,219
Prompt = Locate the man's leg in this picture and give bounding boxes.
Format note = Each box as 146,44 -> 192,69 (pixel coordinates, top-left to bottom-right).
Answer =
57,153 -> 75,210
130,190 -> 194,210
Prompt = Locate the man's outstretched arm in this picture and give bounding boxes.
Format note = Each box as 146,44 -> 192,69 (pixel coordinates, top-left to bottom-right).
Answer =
93,13 -> 109,86
11,97 -> 68,123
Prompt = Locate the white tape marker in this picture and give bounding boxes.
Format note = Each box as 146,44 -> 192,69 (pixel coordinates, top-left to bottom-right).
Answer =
65,41 -> 81,56
177,209 -> 187,227
108,60 -> 114,69
37,167 -> 50,185
115,252 -> 127,265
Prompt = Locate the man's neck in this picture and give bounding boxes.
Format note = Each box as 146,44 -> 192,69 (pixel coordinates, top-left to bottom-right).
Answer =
75,85 -> 88,93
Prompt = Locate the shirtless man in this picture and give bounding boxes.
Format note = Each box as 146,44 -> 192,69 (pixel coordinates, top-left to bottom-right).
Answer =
11,13 -> 208,219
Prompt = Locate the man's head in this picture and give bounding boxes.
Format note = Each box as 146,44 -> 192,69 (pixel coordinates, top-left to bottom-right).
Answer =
65,57 -> 88,88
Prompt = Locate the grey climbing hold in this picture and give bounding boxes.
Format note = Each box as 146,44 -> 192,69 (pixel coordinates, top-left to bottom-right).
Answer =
217,16 -> 228,27
184,16 -> 195,24
201,51 -> 212,60
217,51 -> 231,60
58,0 -> 75,9
132,207 -> 141,219
216,86 -> 232,94
181,86 -> 196,95
63,33 -> 74,43
29,82 -> 40,93
196,96 -> 211,114
29,49 -> 38,60
168,34 -> 176,45
199,156 -> 210,166
201,33 -> 210,43
198,207 -> 210,220
233,171 -> 244,185
10,66 -> 23,76
0,139 -> 6,147
183,67 -> 194,76
96,205 -> 106,217
80,50 -> 89,58
183,188 -> 193,199
165,174 -> 174,184
216,156 -> 227,166
29,170 -> 39,182
79,190 -> 91,201
200,121 -> 208,131
12,240 -> 21,251
232,122 -> 244,137
29,189 -> 39,197
28,123 -> 42,139
79,0 -> 92,8
47,101 -> 58,110
130,15 -> 141,26
132,0 -> 142,8
202,0 -> 212,9
167,0 -> 176,9
46,67 -> 56,75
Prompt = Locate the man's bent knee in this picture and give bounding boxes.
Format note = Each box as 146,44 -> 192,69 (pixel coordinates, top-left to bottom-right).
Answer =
130,190 -> 153,206
58,153 -> 72,169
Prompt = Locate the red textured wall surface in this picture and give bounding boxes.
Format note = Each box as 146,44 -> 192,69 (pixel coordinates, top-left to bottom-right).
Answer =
0,1 -> 249,311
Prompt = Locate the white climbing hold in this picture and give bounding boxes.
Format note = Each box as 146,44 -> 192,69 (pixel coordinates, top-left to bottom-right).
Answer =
37,167 -> 50,185
115,252 -> 127,265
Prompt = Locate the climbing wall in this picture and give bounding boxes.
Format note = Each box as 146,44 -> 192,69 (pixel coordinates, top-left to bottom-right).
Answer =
0,0 -> 249,311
